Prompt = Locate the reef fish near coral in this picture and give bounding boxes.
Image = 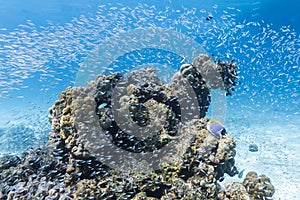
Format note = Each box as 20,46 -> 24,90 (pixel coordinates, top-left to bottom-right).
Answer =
207,119 -> 227,137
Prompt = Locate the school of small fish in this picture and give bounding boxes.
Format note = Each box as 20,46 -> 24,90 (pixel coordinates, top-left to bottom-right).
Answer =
0,3 -> 298,110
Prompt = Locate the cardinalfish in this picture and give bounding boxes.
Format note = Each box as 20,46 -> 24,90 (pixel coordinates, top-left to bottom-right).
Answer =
207,119 -> 227,137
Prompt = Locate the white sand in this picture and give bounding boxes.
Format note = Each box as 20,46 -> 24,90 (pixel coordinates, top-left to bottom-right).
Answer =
224,110 -> 300,200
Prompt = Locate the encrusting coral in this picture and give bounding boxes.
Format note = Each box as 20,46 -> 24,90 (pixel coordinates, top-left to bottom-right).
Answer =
0,54 -> 274,199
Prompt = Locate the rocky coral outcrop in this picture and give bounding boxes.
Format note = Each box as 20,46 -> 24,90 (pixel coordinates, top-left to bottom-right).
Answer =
0,54 -> 274,200
243,171 -> 275,199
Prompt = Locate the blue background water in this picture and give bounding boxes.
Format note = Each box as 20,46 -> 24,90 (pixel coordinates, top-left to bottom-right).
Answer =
0,0 -> 299,199
1,0 -> 300,32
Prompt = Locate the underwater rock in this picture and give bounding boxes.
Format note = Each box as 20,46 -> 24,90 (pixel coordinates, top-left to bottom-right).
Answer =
170,62 -> 210,118
243,171 -> 275,199
0,54 -> 274,199
218,182 -> 250,200
6,175 -> 72,200
217,172 -> 275,200
192,54 -> 239,96
249,144 -> 259,152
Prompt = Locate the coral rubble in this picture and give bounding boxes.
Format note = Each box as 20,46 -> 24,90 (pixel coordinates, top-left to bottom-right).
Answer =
0,54 -> 274,199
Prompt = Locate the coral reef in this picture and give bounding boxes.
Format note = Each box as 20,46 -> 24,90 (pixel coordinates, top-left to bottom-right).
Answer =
192,54 -> 239,96
243,171 -> 275,199
0,54 -> 274,199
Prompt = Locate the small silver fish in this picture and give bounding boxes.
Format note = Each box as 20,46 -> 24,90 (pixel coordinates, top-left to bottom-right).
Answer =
238,169 -> 245,178
98,103 -> 107,110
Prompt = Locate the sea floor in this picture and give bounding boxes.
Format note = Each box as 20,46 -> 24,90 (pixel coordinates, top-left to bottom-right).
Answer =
1,99 -> 299,199
224,109 -> 300,200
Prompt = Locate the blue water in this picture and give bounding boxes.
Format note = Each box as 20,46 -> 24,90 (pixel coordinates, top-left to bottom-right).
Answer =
0,0 -> 299,199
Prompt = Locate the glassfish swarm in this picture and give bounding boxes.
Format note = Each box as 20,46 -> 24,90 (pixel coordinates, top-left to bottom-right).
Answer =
207,119 -> 227,137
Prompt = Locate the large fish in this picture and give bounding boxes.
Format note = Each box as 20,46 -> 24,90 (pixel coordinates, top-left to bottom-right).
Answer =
207,119 -> 227,137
